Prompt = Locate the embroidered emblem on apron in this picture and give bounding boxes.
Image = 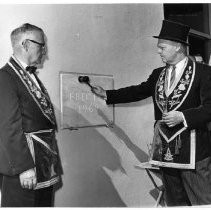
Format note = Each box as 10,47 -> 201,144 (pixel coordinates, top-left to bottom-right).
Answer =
164,147 -> 173,161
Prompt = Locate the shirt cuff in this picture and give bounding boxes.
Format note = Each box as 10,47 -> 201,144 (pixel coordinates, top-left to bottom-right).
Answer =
181,113 -> 188,127
104,92 -> 107,101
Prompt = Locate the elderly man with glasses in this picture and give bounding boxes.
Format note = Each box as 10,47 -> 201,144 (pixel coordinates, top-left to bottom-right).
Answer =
0,23 -> 62,207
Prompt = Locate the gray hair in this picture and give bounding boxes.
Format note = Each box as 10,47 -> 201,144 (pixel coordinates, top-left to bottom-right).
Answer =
10,23 -> 44,49
178,43 -> 188,55
168,40 -> 188,55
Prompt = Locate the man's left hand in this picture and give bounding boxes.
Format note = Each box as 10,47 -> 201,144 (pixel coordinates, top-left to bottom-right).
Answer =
162,111 -> 184,127
19,168 -> 37,189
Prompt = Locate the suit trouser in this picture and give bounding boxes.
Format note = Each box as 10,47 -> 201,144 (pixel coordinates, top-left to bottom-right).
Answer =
161,156 -> 211,206
1,175 -> 53,207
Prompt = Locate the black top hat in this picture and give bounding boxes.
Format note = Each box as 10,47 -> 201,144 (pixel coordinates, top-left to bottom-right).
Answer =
153,20 -> 190,45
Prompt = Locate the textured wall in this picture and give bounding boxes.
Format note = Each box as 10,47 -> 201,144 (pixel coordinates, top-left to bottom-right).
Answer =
0,4 -> 163,207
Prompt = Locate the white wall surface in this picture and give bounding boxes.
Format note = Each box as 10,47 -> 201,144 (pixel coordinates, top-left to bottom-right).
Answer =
0,4 -> 163,207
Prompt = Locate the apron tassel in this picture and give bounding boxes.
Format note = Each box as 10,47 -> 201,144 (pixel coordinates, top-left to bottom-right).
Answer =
175,136 -> 179,155
178,134 -> 182,148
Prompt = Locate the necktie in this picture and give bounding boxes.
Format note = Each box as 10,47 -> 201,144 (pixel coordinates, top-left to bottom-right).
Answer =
169,65 -> 176,88
26,66 -> 37,74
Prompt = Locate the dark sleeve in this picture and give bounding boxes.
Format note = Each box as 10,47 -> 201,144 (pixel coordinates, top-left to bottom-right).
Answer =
106,69 -> 157,105
0,71 -> 34,175
183,66 -> 211,129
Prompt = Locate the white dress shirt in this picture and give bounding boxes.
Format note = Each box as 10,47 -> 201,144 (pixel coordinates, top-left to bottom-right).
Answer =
167,57 -> 188,91
167,57 -> 188,127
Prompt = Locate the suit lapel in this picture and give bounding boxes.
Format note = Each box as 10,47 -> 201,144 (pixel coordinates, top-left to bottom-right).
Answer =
8,57 -> 56,125
155,58 -> 195,113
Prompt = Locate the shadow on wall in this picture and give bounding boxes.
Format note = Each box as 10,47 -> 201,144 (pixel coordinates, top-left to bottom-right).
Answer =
97,108 -> 149,163
53,98 -> 163,207
97,108 -> 164,206
98,100 -> 163,175
57,106 -> 127,207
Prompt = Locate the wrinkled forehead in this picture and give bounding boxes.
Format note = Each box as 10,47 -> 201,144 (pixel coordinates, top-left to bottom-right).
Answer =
21,30 -> 44,42
157,39 -> 178,47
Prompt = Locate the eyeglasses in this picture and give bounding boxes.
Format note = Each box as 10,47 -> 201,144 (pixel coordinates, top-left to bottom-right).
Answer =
27,39 -> 45,48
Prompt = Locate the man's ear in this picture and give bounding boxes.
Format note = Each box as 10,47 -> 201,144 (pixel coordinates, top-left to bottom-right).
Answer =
175,43 -> 181,52
22,40 -> 29,52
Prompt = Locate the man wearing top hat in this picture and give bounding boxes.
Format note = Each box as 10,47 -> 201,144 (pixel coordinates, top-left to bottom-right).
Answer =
91,20 -> 211,206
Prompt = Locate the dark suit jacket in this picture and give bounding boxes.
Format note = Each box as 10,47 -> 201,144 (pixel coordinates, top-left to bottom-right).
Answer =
106,58 -> 211,163
0,57 -> 57,176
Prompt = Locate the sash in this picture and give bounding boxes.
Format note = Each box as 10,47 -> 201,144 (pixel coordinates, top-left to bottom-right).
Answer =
150,58 -> 196,169
25,129 -> 61,189
155,58 -> 195,112
7,57 -> 56,125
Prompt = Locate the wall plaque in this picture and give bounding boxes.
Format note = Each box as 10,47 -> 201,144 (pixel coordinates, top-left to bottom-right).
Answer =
60,72 -> 114,129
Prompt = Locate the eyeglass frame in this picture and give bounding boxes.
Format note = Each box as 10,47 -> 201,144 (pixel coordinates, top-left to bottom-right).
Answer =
26,39 -> 45,48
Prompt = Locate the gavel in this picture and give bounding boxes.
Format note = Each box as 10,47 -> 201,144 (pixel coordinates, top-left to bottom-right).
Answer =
78,76 -> 93,89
